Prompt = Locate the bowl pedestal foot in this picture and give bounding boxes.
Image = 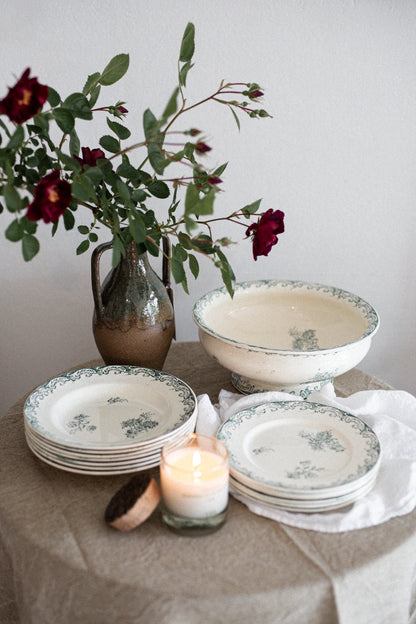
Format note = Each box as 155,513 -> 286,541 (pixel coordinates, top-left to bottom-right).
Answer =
231,373 -> 333,398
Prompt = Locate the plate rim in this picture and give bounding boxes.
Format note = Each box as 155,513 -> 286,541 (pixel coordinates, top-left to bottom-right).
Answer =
217,400 -> 381,495
24,365 -> 197,450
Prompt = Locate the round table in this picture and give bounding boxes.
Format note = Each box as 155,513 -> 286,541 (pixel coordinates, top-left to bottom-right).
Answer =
0,342 -> 415,624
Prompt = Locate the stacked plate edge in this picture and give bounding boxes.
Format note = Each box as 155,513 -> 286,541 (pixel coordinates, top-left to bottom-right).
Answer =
24,365 -> 197,475
217,401 -> 381,513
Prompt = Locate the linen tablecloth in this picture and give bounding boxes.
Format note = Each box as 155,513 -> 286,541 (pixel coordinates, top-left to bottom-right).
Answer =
1,342 -> 415,624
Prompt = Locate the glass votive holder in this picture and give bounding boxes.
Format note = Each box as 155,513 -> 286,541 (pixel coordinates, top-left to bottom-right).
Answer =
160,433 -> 229,536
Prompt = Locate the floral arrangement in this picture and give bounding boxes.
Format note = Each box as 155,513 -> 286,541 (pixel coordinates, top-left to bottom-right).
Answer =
0,23 -> 284,295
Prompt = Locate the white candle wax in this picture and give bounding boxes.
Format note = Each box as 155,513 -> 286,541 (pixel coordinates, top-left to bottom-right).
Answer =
160,446 -> 229,519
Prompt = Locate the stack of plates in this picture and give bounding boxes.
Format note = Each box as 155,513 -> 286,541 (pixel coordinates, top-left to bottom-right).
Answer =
24,366 -> 197,475
217,401 -> 381,513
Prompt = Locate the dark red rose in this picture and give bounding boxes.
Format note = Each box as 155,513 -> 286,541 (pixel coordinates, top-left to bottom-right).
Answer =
73,147 -> 105,169
0,68 -> 48,124
246,209 -> 285,260
195,141 -> 211,154
117,105 -> 128,114
26,170 -> 72,223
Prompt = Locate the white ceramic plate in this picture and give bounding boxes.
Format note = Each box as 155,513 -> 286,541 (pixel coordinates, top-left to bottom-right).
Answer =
26,437 -> 162,475
24,412 -> 197,458
217,401 -> 381,499
230,474 -> 377,513
24,366 -> 197,450
24,418 -> 196,466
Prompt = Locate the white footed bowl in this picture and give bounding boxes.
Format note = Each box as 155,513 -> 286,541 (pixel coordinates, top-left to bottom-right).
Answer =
192,280 -> 379,396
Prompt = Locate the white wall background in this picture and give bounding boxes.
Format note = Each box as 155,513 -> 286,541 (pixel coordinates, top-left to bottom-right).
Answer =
1,0 -> 415,415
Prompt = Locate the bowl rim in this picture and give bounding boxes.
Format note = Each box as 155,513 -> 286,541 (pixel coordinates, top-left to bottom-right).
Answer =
192,279 -> 380,354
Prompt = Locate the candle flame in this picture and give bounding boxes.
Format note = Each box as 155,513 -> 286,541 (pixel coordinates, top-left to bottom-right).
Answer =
192,450 -> 201,469
192,450 -> 202,480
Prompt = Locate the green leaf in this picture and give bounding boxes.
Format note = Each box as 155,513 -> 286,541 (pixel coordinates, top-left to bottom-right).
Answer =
69,129 -> 80,157
78,225 -> 90,235
6,125 -> 24,150
229,106 -> 241,131
89,232 -> 98,242
179,22 -> 195,62
191,234 -> 215,254
217,249 -> 235,297
143,108 -> 157,140
116,179 -> 130,200
63,209 -> 75,230
106,118 -> 131,140
184,182 -> 199,215
22,217 -> 37,234
71,181 -> 91,202
148,180 -> 170,198
76,239 -> 90,255
33,114 -> 49,132
0,118 -> 11,138
99,54 -> 130,86
53,108 -> 75,133
184,216 -> 197,233
111,235 -> 126,266
242,198 -> 262,216
173,243 -> 188,263
185,184 -> 215,217
179,61 -> 194,87
147,142 -> 164,175
63,93 -> 92,120
83,72 -> 101,95
3,186 -> 22,212
144,237 -> 160,257
89,84 -> 101,108
197,190 -> 215,216
5,218 -> 24,242
171,256 -> 188,293
162,87 -> 179,120
213,162 -> 228,176
56,149 -> 82,172
129,214 -> 146,243
22,234 -> 40,261
131,189 -> 148,203
47,87 -> 61,107
99,134 -> 120,154
189,254 -> 199,279
83,166 -> 103,185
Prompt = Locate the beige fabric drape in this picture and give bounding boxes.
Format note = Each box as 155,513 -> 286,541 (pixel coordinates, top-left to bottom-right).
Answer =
1,342 -> 415,624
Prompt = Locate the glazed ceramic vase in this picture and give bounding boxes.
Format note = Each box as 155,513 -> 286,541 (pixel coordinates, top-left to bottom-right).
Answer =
91,239 -> 175,369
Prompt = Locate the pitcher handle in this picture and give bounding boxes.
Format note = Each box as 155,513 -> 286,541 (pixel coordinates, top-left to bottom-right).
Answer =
91,241 -> 113,322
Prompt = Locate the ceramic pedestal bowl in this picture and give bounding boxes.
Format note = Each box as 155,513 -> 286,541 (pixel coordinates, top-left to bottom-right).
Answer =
192,280 -> 379,397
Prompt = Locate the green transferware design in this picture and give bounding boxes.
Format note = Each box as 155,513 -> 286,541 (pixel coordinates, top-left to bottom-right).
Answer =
298,429 -> 346,453
121,414 -> 159,438
286,460 -> 326,480
24,366 -> 196,448
289,328 -> 319,350
217,401 -> 381,492
67,414 -> 97,435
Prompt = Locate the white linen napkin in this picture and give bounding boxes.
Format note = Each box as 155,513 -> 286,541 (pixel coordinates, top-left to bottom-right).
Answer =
196,384 -> 416,532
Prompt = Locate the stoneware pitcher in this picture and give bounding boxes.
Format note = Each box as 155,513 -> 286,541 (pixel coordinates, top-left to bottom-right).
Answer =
91,238 -> 175,369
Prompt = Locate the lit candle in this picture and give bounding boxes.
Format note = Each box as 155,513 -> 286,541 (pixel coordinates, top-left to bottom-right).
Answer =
160,434 -> 229,520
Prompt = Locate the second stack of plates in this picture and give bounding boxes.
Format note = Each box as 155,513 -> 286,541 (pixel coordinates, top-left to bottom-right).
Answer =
217,401 -> 381,513
24,365 -> 197,475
